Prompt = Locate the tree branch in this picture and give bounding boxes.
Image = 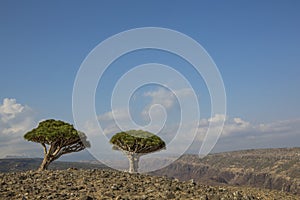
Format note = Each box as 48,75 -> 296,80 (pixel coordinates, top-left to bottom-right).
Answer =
52,146 -> 62,157
41,143 -> 47,156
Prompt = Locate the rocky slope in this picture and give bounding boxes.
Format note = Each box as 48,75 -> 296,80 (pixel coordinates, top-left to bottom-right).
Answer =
152,148 -> 300,195
0,169 -> 299,200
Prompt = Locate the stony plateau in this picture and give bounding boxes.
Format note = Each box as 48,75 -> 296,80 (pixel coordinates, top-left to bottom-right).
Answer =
0,169 -> 299,200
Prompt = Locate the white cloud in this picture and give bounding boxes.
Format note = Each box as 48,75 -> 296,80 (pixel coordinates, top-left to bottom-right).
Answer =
0,98 -> 38,158
97,109 -> 129,121
0,98 -> 25,122
83,109 -> 130,137
224,117 -> 300,139
82,109 -> 300,161
83,86 -> 300,157
142,87 -> 194,120
90,88 -> 195,137
144,88 -> 176,109
208,114 -> 226,124
175,88 -> 194,99
189,115 -> 300,153
98,109 -> 130,134
90,108 -> 300,154
143,88 -> 194,109
195,115 -> 300,139
257,119 -> 297,133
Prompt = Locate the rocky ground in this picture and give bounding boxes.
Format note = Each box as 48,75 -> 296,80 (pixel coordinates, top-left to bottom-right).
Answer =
0,169 -> 299,200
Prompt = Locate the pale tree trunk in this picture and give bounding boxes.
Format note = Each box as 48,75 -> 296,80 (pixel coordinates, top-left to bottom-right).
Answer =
38,143 -> 58,171
133,154 -> 139,172
38,155 -> 51,171
38,143 -> 50,171
127,153 -> 140,173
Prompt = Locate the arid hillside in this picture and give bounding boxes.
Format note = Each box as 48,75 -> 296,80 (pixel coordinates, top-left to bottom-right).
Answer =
152,148 -> 300,195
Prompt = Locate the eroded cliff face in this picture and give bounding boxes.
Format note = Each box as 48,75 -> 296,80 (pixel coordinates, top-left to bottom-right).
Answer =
152,148 -> 300,195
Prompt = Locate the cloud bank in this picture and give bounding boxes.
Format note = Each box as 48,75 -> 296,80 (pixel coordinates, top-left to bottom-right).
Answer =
83,88 -> 300,155
0,98 -> 38,158
192,115 -> 300,153
1,94 -> 299,159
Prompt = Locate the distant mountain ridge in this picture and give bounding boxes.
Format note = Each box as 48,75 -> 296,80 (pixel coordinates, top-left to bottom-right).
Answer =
152,147 -> 300,195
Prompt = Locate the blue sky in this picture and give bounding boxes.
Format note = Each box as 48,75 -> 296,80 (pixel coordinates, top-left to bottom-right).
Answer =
0,1 -> 300,161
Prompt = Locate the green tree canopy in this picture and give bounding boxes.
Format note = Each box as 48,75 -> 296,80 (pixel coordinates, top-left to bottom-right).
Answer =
110,130 -> 166,173
24,119 -> 90,171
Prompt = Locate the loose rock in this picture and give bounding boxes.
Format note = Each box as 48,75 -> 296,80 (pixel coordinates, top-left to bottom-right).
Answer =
0,169 -> 298,200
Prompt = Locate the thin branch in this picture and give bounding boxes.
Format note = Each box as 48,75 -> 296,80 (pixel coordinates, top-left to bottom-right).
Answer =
52,146 -> 62,157
41,143 -> 47,156
48,141 -> 57,155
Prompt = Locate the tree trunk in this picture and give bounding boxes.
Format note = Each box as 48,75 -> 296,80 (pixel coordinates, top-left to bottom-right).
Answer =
38,156 -> 51,171
127,153 -> 140,173
134,154 -> 140,172
38,143 -> 62,171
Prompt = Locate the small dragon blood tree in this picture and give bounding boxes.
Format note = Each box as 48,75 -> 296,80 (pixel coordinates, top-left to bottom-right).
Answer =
110,130 -> 166,173
24,119 -> 90,171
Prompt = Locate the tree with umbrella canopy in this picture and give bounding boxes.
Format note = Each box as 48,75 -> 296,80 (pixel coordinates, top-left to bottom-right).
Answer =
110,130 -> 166,173
24,119 -> 90,171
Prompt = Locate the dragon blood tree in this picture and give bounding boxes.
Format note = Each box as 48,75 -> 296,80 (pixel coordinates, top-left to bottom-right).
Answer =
24,119 -> 90,171
110,130 -> 166,173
